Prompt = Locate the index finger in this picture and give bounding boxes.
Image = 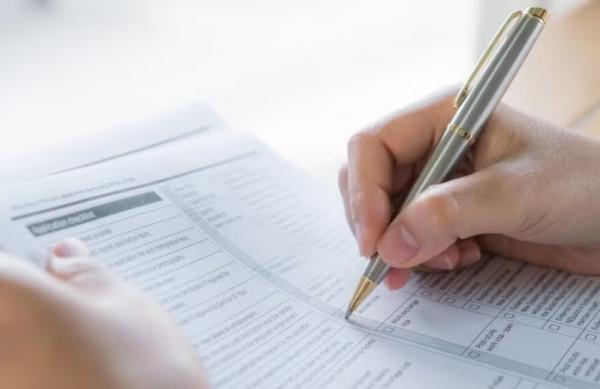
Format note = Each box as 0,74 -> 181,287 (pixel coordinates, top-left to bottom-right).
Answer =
346,92 -> 455,257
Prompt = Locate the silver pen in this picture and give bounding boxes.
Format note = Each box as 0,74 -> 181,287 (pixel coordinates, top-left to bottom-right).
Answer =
345,7 -> 549,319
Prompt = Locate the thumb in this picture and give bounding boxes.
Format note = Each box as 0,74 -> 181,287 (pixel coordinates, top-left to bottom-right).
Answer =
377,168 -> 517,268
47,238 -> 115,292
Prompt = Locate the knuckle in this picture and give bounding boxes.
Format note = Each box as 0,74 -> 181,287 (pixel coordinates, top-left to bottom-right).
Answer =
510,171 -> 555,238
419,187 -> 460,236
347,132 -> 372,156
349,188 -> 365,211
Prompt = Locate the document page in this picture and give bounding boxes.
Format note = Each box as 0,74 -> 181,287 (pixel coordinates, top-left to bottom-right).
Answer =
0,103 -> 220,186
0,130 -> 599,389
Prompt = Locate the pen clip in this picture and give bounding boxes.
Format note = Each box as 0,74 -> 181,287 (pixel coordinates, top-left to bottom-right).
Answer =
454,10 -> 523,109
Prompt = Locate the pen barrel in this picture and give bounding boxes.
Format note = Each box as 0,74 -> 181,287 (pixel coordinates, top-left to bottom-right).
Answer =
361,11 -> 545,286
401,11 -> 545,211
453,11 -> 545,141
401,129 -> 471,208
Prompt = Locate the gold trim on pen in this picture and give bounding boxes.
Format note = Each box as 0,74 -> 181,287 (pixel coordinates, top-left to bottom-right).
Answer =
453,10 -> 523,109
455,7 -> 549,109
345,277 -> 377,319
525,7 -> 549,24
448,123 -> 475,145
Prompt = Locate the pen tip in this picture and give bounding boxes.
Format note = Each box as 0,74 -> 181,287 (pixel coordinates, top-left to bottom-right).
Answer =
344,309 -> 351,320
344,276 -> 377,321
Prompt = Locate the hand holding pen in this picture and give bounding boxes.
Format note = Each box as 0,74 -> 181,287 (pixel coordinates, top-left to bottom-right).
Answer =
343,7 -> 559,318
341,89 -> 600,317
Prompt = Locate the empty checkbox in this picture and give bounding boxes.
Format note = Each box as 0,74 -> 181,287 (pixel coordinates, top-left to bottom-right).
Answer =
548,324 -> 560,331
382,327 -> 394,333
503,313 -> 515,319
444,297 -> 456,303
468,304 -> 480,311
585,333 -> 597,341
468,350 -> 480,358
420,290 -> 432,297
553,375 -> 565,383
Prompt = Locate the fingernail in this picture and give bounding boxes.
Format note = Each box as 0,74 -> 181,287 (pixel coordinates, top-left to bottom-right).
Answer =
426,253 -> 454,270
383,275 -> 393,290
52,238 -> 89,258
380,223 -> 419,263
354,222 -> 366,255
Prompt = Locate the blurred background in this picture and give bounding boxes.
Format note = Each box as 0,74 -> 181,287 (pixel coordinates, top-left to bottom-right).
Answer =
0,0 -> 588,188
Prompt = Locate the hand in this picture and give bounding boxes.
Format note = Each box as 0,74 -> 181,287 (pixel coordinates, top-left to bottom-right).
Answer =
339,91 -> 600,289
0,239 -> 207,389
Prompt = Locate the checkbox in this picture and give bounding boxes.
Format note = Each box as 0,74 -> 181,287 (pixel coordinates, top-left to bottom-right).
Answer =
548,324 -> 560,331
468,350 -> 480,358
585,333 -> 597,341
444,297 -> 456,303
420,290 -> 432,297
382,326 -> 394,333
553,375 -> 565,383
503,313 -> 515,319
468,304 -> 480,311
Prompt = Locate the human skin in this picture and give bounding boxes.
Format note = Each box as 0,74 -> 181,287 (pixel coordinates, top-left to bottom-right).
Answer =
339,91 -> 600,289
0,238 -> 207,389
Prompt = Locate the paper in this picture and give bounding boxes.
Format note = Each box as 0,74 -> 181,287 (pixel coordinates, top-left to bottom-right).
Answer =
1,129 -> 599,389
0,103 -> 221,186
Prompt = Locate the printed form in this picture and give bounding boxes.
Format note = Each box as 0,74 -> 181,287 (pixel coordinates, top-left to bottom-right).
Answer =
0,130 -> 599,389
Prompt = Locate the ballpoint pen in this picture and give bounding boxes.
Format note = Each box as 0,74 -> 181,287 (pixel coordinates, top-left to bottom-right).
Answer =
345,7 -> 549,319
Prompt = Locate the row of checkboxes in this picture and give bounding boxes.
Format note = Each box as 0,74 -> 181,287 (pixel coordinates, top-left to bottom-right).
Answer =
415,290 -> 600,341
466,353 -> 567,384
419,289 -> 478,309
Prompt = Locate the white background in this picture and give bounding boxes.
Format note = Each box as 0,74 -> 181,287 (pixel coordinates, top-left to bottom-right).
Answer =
0,0 -> 580,188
